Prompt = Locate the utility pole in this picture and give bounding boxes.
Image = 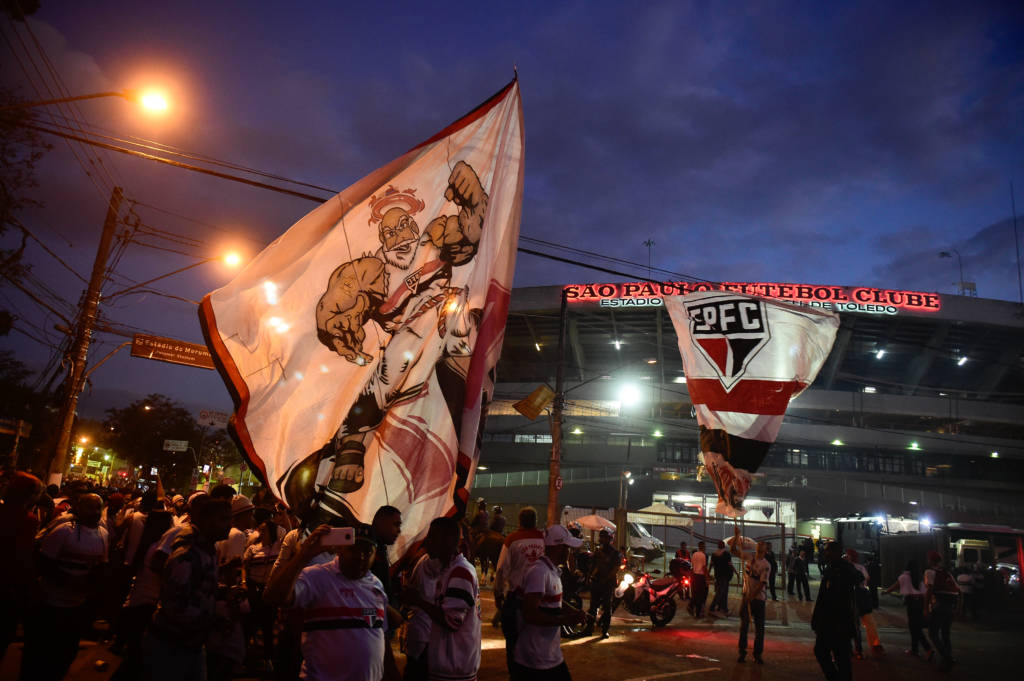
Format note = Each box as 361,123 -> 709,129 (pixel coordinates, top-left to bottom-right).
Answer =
49,186 -> 123,485
547,289 -> 568,527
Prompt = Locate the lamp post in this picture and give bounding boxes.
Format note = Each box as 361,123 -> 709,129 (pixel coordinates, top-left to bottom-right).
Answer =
938,250 -> 965,295
0,89 -> 168,113
48,201 -> 242,485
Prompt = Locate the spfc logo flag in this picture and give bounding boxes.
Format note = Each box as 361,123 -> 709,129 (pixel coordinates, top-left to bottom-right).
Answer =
199,80 -> 524,558
664,292 -> 838,517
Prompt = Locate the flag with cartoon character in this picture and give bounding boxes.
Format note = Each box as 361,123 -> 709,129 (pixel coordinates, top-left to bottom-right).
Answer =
199,80 -> 524,558
664,291 -> 838,517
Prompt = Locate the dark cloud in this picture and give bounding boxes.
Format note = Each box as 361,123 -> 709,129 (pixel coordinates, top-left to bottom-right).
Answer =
1,0 -> 1022,413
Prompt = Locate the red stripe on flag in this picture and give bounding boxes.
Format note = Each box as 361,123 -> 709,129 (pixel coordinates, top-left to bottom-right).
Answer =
687,378 -> 807,415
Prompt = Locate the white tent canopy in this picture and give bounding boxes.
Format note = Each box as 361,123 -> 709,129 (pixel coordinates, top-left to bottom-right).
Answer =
631,502 -> 695,528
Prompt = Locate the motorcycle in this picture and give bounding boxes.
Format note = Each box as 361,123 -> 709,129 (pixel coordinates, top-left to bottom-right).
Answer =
612,563 -> 689,628
559,568 -> 590,639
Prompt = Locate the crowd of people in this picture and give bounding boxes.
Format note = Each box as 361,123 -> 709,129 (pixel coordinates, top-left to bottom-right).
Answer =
0,472 -> 1009,681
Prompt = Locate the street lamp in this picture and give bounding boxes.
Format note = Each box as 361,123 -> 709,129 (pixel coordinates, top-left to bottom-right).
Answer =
0,88 -> 169,113
49,248 -> 243,484
105,252 -> 244,300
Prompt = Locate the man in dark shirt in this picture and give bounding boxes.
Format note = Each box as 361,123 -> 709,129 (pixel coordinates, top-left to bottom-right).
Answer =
584,529 -> 621,638
709,540 -> 734,615
370,505 -> 402,604
764,543 -> 778,600
144,497 -> 231,681
812,541 -> 863,681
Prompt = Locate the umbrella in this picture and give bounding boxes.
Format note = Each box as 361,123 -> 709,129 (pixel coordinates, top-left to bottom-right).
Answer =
575,514 -> 616,532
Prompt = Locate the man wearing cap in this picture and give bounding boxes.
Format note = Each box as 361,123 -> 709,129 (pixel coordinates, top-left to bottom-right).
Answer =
265,523 -> 399,681
170,494 -> 187,525
495,507 -> 545,675
584,528 -> 619,638
513,525 -> 587,680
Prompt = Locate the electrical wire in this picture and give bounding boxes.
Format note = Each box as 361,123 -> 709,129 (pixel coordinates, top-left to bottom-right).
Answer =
10,218 -> 87,283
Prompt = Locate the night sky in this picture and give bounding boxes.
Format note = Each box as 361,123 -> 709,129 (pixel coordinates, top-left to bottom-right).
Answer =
2,0 -> 1023,418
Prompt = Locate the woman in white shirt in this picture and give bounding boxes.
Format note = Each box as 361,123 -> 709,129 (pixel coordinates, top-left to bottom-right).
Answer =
883,559 -> 934,658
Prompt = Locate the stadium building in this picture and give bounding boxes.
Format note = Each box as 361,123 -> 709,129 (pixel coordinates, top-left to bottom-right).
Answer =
474,280 -> 1024,525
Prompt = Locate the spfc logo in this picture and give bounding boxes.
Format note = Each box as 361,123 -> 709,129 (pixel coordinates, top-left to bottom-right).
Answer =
685,295 -> 771,391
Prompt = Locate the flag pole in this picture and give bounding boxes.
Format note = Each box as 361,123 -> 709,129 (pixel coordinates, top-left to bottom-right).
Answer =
547,288 -> 568,527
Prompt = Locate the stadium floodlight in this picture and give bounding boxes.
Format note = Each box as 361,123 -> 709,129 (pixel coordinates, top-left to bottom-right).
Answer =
831,439 -> 844,446
619,383 -> 642,406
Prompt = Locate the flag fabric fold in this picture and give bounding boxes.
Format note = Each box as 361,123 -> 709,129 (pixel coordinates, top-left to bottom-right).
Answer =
664,291 -> 838,517
199,80 -> 524,558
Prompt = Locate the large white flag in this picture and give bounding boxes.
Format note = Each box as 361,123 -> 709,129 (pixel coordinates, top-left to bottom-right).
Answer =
664,291 -> 838,517
200,80 -> 524,557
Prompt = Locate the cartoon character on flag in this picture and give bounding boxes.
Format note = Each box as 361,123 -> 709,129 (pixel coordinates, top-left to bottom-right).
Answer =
310,162 -> 488,518
665,291 -> 838,517
200,80 -> 524,556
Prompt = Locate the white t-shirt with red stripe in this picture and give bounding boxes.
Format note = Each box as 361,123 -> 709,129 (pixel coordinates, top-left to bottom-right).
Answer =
293,560 -> 389,681
428,554 -> 481,681
495,528 -> 545,595
514,555 -> 564,671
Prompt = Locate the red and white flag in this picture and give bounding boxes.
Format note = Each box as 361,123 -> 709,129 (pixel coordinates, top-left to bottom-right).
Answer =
664,291 -> 838,517
199,80 -> 524,557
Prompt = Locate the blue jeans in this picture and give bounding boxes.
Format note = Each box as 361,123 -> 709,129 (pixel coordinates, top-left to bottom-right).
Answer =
142,631 -> 207,681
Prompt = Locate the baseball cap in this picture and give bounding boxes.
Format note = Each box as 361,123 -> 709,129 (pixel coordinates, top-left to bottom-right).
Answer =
171,494 -> 185,505
545,525 -> 583,547
230,494 -> 254,516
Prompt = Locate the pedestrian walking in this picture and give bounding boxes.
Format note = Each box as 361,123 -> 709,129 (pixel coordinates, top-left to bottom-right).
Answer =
494,506 -> 545,675
401,517 -> 481,681
513,525 -> 587,680
883,559 -> 933,658
764,542 -> 778,600
786,547 -> 797,596
489,505 -> 507,534
812,541 -> 863,681
729,526 -> 770,664
708,540 -> 734,615
924,549 -> 959,671
690,541 -> 709,617
584,529 -> 620,638
265,523 -> 400,681
845,548 -> 884,657
794,550 -> 812,601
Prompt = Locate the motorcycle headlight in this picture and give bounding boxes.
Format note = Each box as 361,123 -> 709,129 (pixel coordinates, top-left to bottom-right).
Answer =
621,573 -> 634,586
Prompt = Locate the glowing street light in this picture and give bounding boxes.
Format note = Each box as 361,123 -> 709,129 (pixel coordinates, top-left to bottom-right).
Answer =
0,88 -> 171,113
105,251 -> 245,300
619,383 -> 642,406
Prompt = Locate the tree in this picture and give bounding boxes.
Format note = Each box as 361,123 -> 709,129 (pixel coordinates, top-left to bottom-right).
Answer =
101,394 -> 201,491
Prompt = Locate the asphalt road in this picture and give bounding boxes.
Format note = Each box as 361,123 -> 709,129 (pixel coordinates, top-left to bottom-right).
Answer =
3,584 -> 1019,680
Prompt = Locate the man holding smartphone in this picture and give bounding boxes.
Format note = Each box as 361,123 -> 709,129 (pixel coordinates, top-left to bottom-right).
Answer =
265,523 -> 400,681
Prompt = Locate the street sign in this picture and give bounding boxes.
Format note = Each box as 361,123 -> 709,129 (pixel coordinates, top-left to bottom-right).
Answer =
0,418 -> 31,437
555,475 -> 563,491
131,333 -> 215,370
198,409 -> 230,428
162,439 -> 189,452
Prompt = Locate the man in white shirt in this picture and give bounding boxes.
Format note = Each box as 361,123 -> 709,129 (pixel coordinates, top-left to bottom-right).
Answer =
729,526 -> 770,664
402,517 -> 481,681
22,493 -> 108,680
513,525 -> 586,680
265,523 -> 399,681
494,507 -> 545,674
690,541 -> 709,618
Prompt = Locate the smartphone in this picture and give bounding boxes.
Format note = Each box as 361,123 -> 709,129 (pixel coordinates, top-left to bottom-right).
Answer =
321,527 -> 355,547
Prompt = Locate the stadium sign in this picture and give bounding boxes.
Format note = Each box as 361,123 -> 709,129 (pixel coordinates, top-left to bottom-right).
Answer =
564,281 -> 941,316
